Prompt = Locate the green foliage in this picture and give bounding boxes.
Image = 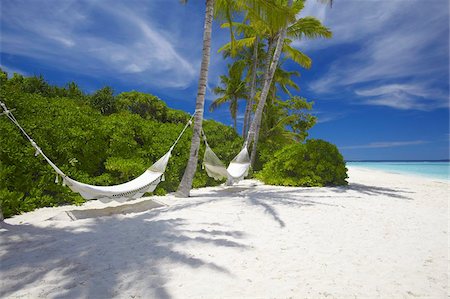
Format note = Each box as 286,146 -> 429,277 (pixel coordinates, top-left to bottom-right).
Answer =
288,16 -> 333,40
0,71 -> 242,218
116,91 -> 168,121
4,73 -> 89,101
254,96 -> 317,170
256,139 -> 348,187
211,60 -> 248,130
90,86 -> 116,115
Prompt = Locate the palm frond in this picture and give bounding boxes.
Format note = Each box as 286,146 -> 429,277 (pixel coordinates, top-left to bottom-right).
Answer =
288,17 -> 332,40
218,37 -> 256,53
221,21 -> 257,37
209,96 -> 229,112
268,114 -> 298,133
291,0 -> 305,14
244,0 -> 295,33
282,43 -> 312,69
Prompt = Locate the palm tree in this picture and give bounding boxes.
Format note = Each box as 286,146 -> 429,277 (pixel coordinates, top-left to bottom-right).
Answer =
259,64 -> 302,143
218,2 -> 323,140
248,0 -> 332,167
210,60 -> 248,130
243,37 -> 260,137
218,31 -> 265,137
176,0 -> 215,197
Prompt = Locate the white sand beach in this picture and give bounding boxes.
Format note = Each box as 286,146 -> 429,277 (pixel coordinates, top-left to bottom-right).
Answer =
1,167 -> 448,298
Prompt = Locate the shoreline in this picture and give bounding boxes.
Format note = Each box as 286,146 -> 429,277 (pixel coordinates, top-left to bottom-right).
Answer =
1,167 -> 448,298
347,165 -> 450,183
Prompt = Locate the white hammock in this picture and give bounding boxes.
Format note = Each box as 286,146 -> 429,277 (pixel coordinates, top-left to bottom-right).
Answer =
1,101 -> 193,202
202,131 -> 251,184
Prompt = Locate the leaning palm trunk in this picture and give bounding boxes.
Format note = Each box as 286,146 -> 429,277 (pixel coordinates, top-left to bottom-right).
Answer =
248,0 -> 293,167
243,36 -> 259,138
242,100 -> 250,137
249,33 -> 283,167
249,36 -> 275,166
0,206 -> 3,221
176,0 -> 215,197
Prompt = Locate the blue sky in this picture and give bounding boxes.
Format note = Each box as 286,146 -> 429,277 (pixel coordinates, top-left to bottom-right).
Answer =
1,0 -> 449,160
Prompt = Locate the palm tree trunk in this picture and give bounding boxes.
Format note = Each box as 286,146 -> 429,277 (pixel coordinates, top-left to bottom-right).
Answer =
249,0 -> 293,167
242,101 -> 250,137
243,36 -> 259,139
232,96 -> 238,131
249,36 -> 275,166
0,206 -> 3,222
176,0 -> 215,197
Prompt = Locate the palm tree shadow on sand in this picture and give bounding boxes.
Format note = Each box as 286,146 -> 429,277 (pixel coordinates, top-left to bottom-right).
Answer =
0,207 -> 248,299
190,184 -> 349,229
188,179 -> 414,229
335,183 -> 414,200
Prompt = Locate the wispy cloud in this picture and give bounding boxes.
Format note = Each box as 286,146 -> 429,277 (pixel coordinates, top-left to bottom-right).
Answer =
299,0 -> 449,111
354,83 -> 448,110
341,140 -> 428,150
1,0 -> 197,89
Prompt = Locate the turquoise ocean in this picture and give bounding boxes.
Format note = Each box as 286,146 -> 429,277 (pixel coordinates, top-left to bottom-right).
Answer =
346,161 -> 450,181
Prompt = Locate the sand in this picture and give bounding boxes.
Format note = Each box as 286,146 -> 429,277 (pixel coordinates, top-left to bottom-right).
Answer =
0,167 -> 448,298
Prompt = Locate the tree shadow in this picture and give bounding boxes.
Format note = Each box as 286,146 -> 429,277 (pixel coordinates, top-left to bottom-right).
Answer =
335,183 -> 414,200
185,179 -> 414,229
246,195 -> 286,228
243,188 -> 348,228
0,207 -> 247,299
188,185 -> 343,229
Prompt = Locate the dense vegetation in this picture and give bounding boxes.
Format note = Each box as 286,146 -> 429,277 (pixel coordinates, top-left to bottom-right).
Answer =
0,71 -> 242,218
256,139 -> 348,187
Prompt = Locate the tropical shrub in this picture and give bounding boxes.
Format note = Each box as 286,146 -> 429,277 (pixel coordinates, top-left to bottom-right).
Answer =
256,139 -> 348,187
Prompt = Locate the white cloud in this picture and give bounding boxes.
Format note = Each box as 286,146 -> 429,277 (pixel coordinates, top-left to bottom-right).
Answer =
341,140 -> 428,150
299,0 -> 449,111
0,0 -> 197,89
297,0 -> 405,50
354,84 -> 449,110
